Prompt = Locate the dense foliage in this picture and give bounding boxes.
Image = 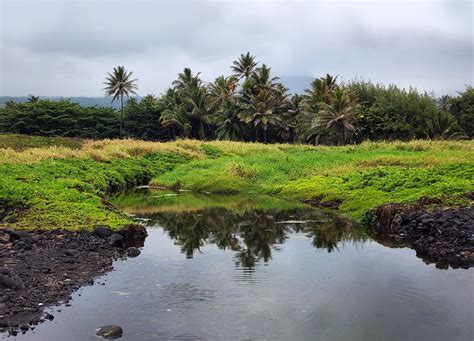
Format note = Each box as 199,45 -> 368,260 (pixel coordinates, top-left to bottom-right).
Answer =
1,54 -> 472,144
0,99 -> 121,138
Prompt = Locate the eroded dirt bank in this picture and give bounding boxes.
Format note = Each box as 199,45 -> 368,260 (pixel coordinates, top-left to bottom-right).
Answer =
0,225 -> 147,336
371,203 -> 474,269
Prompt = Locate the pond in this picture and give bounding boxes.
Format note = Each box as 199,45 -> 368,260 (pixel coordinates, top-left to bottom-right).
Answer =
9,189 -> 474,340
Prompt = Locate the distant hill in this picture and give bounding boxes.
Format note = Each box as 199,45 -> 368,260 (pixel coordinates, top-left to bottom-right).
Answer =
0,96 -> 141,108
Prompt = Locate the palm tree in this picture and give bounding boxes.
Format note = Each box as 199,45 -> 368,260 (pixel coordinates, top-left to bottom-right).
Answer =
173,68 -> 202,93
215,99 -> 245,141
232,52 -> 258,80
277,94 -> 301,142
160,88 -> 191,139
303,74 -> 338,110
249,64 -> 280,93
186,86 -> 215,140
103,66 -> 138,137
424,111 -> 466,140
312,88 -> 356,145
239,90 -> 282,143
208,75 -> 238,106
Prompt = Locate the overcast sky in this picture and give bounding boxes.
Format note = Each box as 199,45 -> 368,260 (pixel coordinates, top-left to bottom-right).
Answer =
0,0 -> 472,97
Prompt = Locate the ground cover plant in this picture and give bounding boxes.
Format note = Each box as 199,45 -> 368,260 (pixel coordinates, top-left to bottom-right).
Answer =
0,134 -> 472,231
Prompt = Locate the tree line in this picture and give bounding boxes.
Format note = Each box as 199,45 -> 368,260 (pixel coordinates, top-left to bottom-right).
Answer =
1,53 -> 472,144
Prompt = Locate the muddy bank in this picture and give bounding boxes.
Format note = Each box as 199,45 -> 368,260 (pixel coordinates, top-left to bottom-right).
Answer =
0,224 -> 147,336
371,203 -> 474,269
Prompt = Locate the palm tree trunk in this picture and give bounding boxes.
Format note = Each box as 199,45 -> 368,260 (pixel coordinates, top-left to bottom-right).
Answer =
263,128 -> 267,144
199,121 -> 206,141
120,95 -> 124,139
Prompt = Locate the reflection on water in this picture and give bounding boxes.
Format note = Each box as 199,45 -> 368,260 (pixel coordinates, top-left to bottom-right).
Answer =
113,188 -> 368,270
9,188 -> 473,340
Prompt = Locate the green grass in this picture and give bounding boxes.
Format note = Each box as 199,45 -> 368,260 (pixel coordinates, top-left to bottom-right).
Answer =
0,134 -> 472,230
153,140 -> 474,220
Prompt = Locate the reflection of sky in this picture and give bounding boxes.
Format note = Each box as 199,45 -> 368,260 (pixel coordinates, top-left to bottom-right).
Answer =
13,228 -> 474,341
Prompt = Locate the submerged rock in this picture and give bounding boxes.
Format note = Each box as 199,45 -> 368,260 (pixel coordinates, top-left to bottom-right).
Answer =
96,325 -> 123,339
126,247 -> 141,258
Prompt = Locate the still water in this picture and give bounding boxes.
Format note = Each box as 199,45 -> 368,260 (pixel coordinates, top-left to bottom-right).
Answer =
11,189 -> 474,340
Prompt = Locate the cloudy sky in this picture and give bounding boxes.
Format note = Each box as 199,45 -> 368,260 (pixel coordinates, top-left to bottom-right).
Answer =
0,0 -> 472,97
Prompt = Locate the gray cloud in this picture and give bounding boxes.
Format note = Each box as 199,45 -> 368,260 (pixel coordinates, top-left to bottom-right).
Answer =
1,0 -> 472,96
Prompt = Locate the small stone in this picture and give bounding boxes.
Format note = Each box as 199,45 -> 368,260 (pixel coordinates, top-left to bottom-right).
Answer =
96,325 -> 123,339
64,249 -> 79,257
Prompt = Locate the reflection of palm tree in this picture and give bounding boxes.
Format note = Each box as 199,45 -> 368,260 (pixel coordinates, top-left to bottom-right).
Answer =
146,206 -> 366,268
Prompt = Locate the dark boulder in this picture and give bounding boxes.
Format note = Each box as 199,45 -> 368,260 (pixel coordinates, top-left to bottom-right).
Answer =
108,233 -> 124,248
7,230 -> 32,241
93,226 -> 113,238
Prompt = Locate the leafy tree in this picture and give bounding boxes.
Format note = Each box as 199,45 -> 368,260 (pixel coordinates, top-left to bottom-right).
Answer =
443,87 -> 474,138
123,94 -> 168,140
0,99 -> 120,138
103,66 -> 138,137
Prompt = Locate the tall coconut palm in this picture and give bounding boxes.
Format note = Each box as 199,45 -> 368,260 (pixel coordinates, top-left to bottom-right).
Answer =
239,90 -> 282,143
312,88 -> 356,145
103,66 -> 138,137
208,75 -> 238,106
160,88 -> 191,139
250,64 -> 280,93
186,86 -> 215,140
232,52 -> 258,80
215,99 -> 245,141
304,74 -> 339,110
173,68 -> 202,93
278,94 -> 301,142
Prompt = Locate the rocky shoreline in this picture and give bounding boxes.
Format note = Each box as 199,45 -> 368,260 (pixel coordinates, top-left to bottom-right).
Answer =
371,204 -> 474,269
0,224 -> 147,336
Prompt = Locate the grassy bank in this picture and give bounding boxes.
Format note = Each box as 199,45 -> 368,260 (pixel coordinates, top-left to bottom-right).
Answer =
0,134 -> 472,230
0,135 -> 197,230
152,140 -> 474,220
